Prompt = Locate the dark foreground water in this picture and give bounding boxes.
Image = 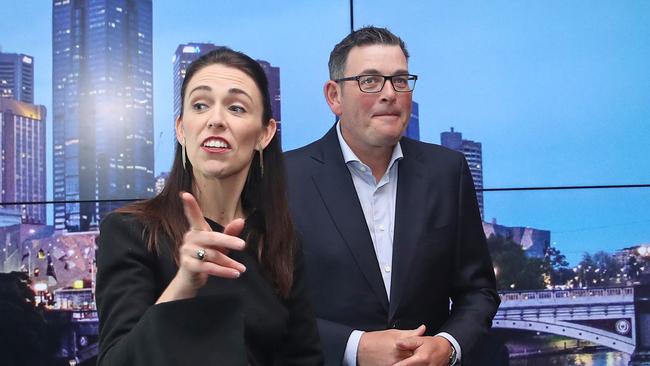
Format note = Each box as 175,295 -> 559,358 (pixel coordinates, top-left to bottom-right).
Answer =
510,350 -> 630,366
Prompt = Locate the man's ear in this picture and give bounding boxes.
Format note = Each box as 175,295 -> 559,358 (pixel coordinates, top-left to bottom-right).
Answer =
175,116 -> 184,144
324,80 -> 343,116
259,118 -> 277,149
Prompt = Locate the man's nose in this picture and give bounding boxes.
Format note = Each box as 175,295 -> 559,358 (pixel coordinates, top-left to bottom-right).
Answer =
379,78 -> 397,100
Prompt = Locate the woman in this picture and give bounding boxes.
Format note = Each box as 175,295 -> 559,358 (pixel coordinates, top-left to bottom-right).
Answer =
95,48 -> 323,365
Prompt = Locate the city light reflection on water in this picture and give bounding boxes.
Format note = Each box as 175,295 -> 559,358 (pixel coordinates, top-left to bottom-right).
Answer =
510,351 -> 629,366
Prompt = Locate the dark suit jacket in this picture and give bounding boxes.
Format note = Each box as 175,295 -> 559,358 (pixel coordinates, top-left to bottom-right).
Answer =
95,213 -> 323,366
285,126 -> 500,365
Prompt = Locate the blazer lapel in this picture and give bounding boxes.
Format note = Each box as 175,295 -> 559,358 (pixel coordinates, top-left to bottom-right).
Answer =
310,127 -> 389,312
389,139 -> 427,319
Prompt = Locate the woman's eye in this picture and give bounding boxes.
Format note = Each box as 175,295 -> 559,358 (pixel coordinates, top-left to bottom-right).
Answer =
229,105 -> 246,113
192,102 -> 208,111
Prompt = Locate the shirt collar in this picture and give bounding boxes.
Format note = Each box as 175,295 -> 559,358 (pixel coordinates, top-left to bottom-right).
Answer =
336,121 -> 403,168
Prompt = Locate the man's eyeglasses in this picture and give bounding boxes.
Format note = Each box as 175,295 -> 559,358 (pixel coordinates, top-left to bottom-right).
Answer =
334,74 -> 418,93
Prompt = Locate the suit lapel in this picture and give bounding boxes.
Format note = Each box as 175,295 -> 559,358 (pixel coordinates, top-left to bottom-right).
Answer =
310,127 -> 389,312
389,139 -> 427,319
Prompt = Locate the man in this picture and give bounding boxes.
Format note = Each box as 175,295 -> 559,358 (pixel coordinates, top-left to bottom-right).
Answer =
285,26 -> 499,366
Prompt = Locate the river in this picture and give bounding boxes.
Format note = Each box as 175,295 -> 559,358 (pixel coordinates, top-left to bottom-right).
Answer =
510,350 -> 630,366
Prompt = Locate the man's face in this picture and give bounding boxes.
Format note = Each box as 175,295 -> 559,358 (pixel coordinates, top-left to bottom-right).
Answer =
334,44 -> 412,152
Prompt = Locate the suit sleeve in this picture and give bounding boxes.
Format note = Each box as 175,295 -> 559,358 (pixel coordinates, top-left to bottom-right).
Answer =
96,213 -> 247,366
314,318 -> 355,366
274,239 -> 325,365
438,157 -> 501,356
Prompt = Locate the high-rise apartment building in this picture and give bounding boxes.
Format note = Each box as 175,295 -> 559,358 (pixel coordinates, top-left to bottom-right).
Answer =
173,43 -> 282,145
52,0 -> 154,231
0,52 -> 34,103
441,127 -> 484,218
0,99 -> 47,224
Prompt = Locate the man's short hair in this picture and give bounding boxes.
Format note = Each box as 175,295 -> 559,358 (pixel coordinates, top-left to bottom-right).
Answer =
328,26 -> 409,80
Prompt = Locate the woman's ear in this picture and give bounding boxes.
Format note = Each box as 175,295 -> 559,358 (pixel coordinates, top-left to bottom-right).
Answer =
175,116 -> 185,144
259,118 -> 277,149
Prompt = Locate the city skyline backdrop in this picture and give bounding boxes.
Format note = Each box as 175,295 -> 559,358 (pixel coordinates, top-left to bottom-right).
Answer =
1,0 -> 649,265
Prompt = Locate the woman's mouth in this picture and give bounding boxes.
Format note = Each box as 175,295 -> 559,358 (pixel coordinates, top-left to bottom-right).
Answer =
201,137 -> 231,152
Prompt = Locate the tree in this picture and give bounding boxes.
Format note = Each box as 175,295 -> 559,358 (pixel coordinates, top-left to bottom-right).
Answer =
576,251 -> 620,287
0,272 -> 51,366
487,235 -> 545,291
543,246 -> 572,287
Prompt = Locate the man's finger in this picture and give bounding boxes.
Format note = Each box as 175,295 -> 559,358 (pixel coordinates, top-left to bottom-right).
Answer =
395,336 -> 425,351
401,324 -> 426,338
180,192 -> 211,231
224,218 -> 245,238
392,355 -> 421,366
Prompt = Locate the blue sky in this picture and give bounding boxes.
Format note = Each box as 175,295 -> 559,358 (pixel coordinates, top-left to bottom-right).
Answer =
1,0 -> 649,265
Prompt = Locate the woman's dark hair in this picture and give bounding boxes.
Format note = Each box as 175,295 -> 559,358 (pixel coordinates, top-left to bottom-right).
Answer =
118,47 -> 294,297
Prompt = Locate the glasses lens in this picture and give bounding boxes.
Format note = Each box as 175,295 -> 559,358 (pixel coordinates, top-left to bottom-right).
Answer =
358,75 -> 384,92
392,76 -> 410,91
393,75 -> 417,92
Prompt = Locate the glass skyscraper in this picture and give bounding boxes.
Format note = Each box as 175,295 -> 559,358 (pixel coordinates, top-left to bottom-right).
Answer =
52,0 -> 154,231
0,99 -> 47,224
0,52 -> 34,104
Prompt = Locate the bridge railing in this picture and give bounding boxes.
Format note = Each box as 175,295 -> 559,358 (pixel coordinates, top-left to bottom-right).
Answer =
498,286 -> 634,308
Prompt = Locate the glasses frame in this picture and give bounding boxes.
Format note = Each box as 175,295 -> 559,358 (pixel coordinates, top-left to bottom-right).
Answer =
334,74 -> 418,93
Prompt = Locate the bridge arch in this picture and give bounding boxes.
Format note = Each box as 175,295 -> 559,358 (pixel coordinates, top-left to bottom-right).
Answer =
495,287 -> 637,355
493,318 -> 634,354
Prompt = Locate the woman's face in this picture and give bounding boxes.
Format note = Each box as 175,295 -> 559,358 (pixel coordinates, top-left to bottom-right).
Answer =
176,64 -> 276,182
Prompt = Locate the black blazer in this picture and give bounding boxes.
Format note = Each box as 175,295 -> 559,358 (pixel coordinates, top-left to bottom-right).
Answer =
95,213 -> 323,366
285,126 -> 500,365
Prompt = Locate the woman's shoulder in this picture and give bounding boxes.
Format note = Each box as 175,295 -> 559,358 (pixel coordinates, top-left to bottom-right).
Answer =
100,211 -> 146,232
98,211 -> 154,252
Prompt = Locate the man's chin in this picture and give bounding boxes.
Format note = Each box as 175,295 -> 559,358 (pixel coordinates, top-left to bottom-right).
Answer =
372,114 -> 403,124
371,134 -> 403,148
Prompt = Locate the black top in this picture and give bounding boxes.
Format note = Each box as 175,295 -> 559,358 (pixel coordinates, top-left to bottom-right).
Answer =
95,212 -> 323,366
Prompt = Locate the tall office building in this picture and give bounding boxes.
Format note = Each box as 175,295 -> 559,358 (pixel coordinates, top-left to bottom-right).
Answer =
52,0 -> 154,231
0,99 -> 47,224
0,52 -> 34,103
173,43 -> 282,145
440,127 -> 484,218
405,101 -> 419,140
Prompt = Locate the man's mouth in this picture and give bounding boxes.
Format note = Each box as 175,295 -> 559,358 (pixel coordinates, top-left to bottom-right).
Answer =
374,112 -> 401,118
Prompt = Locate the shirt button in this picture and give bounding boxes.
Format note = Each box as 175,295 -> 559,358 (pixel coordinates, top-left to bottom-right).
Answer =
384,265 -> 391,273
360,166 -> 367,172
379,224 -> 385,231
